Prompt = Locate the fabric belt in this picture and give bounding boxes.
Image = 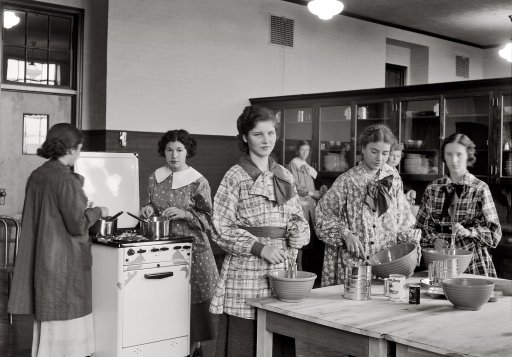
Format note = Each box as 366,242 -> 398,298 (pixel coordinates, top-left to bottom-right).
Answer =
238,226 -> 286,239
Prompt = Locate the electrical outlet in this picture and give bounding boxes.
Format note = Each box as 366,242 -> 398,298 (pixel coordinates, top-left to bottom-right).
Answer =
0,188 -> 6,205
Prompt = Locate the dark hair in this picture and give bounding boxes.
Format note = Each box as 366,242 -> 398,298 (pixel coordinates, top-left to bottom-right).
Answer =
236,105 -> 276,153
296,140 -> 311,154
37,123 -> 82,160
358,124 -> 397,149
158,129 -> 197,158
441,133 -> 476,167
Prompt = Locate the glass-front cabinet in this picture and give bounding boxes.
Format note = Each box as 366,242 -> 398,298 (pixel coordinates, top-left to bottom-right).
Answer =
319,105 -> 351,175
399,98 -> 441,180
281,107 -> 314,165
499,92 -> 512,180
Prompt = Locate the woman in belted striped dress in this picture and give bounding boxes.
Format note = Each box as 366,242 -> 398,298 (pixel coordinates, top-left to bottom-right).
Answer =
210,105 -> 310,357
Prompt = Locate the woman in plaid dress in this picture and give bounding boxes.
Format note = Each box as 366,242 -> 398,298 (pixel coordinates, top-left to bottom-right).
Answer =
210,105 -> 310,357
416,133 -> 501,276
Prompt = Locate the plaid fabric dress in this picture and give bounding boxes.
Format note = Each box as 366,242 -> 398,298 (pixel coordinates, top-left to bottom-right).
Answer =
415,173 -> 501,277
209,164 -> 309,319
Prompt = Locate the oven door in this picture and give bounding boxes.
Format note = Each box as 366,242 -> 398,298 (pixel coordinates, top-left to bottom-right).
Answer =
122,263 -> 190,347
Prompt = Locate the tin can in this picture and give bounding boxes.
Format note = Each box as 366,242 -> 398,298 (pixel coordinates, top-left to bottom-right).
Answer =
388,274 -> 406,302
409,284 -> 421,305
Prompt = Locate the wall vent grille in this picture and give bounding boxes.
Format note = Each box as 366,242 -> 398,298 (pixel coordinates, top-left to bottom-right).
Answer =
269,14 -> 294,47
456,55 -> 470,78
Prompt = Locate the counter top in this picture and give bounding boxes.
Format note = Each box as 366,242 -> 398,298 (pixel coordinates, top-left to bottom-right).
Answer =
248,273 -> 512,356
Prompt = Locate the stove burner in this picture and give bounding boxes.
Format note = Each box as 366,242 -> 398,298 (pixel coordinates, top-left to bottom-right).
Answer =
111,235 -> 148,243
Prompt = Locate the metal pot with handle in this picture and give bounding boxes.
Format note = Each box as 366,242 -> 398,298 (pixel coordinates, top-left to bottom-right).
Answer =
127,212 -> 170,239
91,211 -> 123,237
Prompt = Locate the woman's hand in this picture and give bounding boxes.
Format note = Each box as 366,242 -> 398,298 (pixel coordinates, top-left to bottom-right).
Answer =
140,205 -> 154,219
287,231 -> 304,249
433,238 -> 448,250
453,223 -> 471,238
345,232 -> 365,258
260,246 -> 287,264
162,207 -> 190,221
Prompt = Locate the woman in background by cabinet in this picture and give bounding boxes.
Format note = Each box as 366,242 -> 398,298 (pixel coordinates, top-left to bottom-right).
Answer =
315,124 -> 421,287
287,140 -> 327,276
415,133 -> 502,276
8,123 -> 108,357
210,105 -> 309,357
387,142 -> 418,213
140,129 -> 218,357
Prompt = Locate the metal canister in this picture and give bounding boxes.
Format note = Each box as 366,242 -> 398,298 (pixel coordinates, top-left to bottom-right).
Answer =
344,265 -> 372,301
383,278 -> 389,296
409,284 -> 421,305
388,274 -> 406,302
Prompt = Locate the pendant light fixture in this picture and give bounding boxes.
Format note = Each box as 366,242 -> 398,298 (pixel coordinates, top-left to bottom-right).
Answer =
3,10 -> 20,29
307,0 -> 344,21
498,15 -> 512,63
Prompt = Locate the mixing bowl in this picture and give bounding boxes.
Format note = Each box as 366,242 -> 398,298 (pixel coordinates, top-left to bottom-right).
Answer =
422,248 -> 473,275
267,270 -> 317,302
442,278 -> 494,310
368,243 -> 417,278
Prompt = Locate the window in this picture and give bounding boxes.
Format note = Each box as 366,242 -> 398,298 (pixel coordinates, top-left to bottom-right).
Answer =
2,4 -> 78,88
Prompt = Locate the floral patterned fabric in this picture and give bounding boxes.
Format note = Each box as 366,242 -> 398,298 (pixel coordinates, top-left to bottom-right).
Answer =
145,168 -> 218,304
315,162 -> 420,287
210,164 -> 309,319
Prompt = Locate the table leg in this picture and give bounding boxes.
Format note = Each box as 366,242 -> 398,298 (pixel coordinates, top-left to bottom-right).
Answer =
256,309 -> 273,357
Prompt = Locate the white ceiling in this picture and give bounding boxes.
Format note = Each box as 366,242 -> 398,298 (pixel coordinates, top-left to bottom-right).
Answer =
286,0 -> 512,48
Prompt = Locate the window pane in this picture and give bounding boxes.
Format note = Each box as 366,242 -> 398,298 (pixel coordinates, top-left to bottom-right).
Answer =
49,51 -> 70,86
3,10 -> 26,46
27,12 -> 49,49
3,46 -> 26,83
50,16 -> 71,51
26,49 -> 48,85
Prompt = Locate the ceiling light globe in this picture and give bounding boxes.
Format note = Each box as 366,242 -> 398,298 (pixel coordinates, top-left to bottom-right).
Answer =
499,43 -> 512,62
308,0 -> 344,21
3,10 -> 20,29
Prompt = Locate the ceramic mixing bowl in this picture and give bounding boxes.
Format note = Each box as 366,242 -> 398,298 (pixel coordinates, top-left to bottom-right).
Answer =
442,278 -> 494,310
422,248 -> 473,275
268,270 -> 317,302
369,243 -> 417,278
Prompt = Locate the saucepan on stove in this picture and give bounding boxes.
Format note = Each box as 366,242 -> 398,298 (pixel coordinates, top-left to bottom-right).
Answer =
127,212 -> 170,239
91,211 -> 124,237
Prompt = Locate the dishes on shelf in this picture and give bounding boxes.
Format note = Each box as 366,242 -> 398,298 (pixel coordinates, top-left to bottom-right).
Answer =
505,159 -> 512,176
403,154 -> 429,174
324,153 -> 348,172
405,139 -> 423,149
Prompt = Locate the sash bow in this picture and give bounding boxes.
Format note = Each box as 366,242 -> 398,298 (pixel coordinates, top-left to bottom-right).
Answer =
364,174 -> 393,217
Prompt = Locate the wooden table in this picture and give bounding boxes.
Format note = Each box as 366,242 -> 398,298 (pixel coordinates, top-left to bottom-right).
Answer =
247,273 -> 512,357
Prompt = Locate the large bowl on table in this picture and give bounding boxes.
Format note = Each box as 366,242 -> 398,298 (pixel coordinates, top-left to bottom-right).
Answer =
267,270 -> 317,302
422,248 -> 473,275
368,243 -> 418,278
442,278 -> 494,310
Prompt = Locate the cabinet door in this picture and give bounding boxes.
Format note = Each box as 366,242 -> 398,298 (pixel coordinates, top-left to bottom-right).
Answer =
444,94 -> 491,178
319,105 -> 351,175
283,107 -> 314,166
499,92 -> 512,180
354,99 -> 397,162
399,98 -> 441,180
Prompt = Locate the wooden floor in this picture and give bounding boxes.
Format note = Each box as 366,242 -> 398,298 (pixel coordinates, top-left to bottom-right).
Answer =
0,273 -> 33,357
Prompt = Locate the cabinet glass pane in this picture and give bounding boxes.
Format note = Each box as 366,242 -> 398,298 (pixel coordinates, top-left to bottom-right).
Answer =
355,101 -> 397,162
283,108 -> 313,166
502,94 -> 512,177
319,105 -> 351,172
270,109 -> 283,164
400,99 -> 440,176
445,96 -> 489,177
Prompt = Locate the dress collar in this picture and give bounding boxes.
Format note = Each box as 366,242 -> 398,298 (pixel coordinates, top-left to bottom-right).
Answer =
289,157 -> 317,179
154,166 -> 203,189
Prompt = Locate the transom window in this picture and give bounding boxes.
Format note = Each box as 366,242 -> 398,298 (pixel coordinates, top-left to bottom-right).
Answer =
2,5 -> 78,88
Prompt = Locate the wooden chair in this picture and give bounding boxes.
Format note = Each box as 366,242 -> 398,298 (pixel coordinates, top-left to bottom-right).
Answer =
0,216 -> 20,325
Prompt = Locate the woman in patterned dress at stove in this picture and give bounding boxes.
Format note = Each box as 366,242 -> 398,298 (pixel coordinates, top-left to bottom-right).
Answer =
140,129 -> 219,357
210,105 -> 310,357
315,124 -> 421,287
415,133 -> 502,276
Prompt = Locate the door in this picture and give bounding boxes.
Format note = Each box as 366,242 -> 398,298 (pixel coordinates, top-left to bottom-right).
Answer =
122,264 -> 190,347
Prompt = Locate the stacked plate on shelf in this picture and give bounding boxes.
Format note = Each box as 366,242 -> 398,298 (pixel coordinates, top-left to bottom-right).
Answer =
505,158 -> 512,176
403,154 -> 429,174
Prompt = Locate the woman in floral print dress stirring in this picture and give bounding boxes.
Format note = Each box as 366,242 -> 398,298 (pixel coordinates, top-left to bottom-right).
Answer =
210,105 -> 309,356
316,124 -> 421,287
140,129 -> 218,357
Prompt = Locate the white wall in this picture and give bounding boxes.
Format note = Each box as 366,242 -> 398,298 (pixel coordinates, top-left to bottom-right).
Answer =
104,0 -> 497,136
483,48 -> 512,79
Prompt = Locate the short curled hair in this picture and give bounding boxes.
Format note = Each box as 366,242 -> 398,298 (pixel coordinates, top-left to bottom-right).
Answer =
236,105 -> 276,153
37,123 -> 82,160
157,129 -> 197,158
358,124 -> 397,149
441,133 -> 476,167
296,140 -> 311,154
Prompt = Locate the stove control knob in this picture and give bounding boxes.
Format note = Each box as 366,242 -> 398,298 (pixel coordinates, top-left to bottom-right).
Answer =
160,247 -> 169,251
183,245 -> 191,250
127,249 -> 135,256
151,248 -> 160,252
137,249 -> 146,254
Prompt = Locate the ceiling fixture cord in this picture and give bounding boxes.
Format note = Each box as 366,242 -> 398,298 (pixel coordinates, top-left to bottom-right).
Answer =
498,15 -> 512,62
308,0 -> 344,21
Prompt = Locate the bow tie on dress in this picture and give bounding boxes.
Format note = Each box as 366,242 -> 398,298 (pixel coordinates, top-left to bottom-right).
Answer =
364,174 -> 393,217
238,153 -> 296,206
441,183 -> 465,218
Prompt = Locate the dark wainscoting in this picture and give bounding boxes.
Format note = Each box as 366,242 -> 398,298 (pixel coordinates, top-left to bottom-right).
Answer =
82,130 -> 239,203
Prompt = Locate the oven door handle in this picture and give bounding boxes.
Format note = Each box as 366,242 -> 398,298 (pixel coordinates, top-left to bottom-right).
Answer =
144,272 -> 174,279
